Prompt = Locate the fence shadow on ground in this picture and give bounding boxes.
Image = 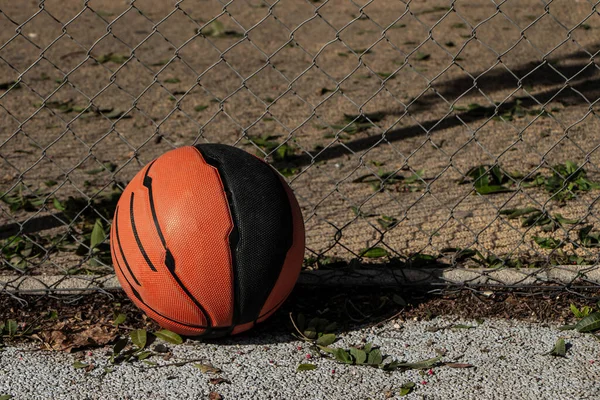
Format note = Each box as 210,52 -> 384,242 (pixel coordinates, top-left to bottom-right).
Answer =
277,43 -> 600,170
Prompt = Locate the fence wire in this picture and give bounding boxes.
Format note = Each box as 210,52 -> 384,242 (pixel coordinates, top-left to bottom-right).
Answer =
1,0 -> 600,297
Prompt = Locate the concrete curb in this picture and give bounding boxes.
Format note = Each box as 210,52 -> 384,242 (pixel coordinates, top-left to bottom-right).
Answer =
1,265 -> 599,294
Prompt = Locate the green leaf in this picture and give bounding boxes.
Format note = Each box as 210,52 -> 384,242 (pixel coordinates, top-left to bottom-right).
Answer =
297,363 -> 317,371
164,78 -> 180,84
317,345 -> 336,354
154,329 -> 183,344
113,338 -> 128,355
392,294 -> 407,306
296,313 -> 306,331
533,236 -> 563,249
194,105 -> 208,112
499,207 -> 539,219
324,322 -> 338,332
316,333 -> 336,347
350,347 -> 367,364
363,343 -> 372,354
303,328 -> 317,339
6,320 -> 17,337
553,214 -> 579,225
73,361 -> 89,369
570,304 -> 584,318
546,337 -> 566,357
557,324 -> 576,331
201,20 -> 226,37
194,363 -> 221,373
52,197 -> 65,211
90,219 -> 105,250
136,351 -> 152,361
113,313 -> 126,326
574,312 -> 600,333
130,329 -> 147,349
376,216 -> 399,230
475,185 -> 512,195
415,52 -> 430,61
360,247 -> 389,258
451,324 -> 476,329
367,348 -> 383,365
333,348 -> 353,364
395,356 -> 442,369
399,382 -> 416,396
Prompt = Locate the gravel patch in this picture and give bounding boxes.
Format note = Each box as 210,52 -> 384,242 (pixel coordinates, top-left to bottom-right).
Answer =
1,317 -> 599,399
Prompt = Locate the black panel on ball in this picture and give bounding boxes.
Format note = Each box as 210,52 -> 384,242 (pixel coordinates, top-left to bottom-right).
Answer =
194,144 -> 293,331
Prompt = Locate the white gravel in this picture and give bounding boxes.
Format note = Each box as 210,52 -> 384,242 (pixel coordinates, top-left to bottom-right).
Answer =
1,317 -> 599,399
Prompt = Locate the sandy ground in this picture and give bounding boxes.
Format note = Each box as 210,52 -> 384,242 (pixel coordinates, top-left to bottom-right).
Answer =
1,0 -> 600,278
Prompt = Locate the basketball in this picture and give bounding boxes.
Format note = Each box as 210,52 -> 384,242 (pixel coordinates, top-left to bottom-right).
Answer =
109,144 -> 305,337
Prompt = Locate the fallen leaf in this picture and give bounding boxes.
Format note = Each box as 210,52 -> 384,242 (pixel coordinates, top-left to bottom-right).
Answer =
575,312 -> 600,333
67,326 -> 117,352
154,329 -> 183,345
297,363 -> 317,371
113,313 -> 126,326
194,363 -> 222,373
399,382 -> 416,396
546,338 -> 567,357
316,333 -> 336,346
209,377 -> 230,385
130,329 -> 147,349
208,392 -> 223,400
72,361 -> 89,369
445,363 -> 475,368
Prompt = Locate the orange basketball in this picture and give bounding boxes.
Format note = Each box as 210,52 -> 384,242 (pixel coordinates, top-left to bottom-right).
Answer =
110,144 -> 305,337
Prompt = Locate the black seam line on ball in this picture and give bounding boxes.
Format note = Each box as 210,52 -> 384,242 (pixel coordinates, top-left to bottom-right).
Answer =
113,207 -> 210,329
192,146 -> 240,336
141,162 -> 213,331
130,192 -> 157,272
114,207 -> 141,286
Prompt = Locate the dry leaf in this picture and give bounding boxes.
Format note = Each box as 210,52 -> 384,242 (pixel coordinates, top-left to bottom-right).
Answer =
194,363 -> 222,374
445,363 -> 475,368
209,377 -> 230,385
208,392 -> 223,400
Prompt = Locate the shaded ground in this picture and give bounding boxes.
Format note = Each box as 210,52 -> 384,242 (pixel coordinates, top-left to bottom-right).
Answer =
1,287 -> 599,352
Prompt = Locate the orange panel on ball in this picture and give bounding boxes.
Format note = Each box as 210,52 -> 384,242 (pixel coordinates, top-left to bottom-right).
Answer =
110,147 -> 235,333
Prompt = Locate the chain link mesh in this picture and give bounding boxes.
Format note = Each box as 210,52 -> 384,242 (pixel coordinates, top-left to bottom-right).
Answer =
1,0 -> 600,297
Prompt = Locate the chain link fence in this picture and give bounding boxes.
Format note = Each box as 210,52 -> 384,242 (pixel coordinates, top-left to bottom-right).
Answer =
1,0 -> 600,297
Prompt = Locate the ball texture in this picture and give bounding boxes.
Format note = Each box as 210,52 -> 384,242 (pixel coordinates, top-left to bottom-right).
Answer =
110,144 -> 305,337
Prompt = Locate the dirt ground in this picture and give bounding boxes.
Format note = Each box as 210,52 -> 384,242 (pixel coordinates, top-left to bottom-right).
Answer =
1,0 -> 600,283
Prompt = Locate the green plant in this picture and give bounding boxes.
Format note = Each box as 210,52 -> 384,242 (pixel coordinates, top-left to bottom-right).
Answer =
248,135 -> 295,162
327,112 -> 384,135
198,20 -> 243,38
578,225 -> 600,247
500,207 -> 578,232
525,161 -> 600,201
570,304 -> 593,318
460,165 -> 515,194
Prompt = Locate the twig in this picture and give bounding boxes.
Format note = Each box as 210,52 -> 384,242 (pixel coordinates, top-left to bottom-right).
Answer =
288,312 -> 312,341
137,358 -> 207,370
363,309 -> 405,330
